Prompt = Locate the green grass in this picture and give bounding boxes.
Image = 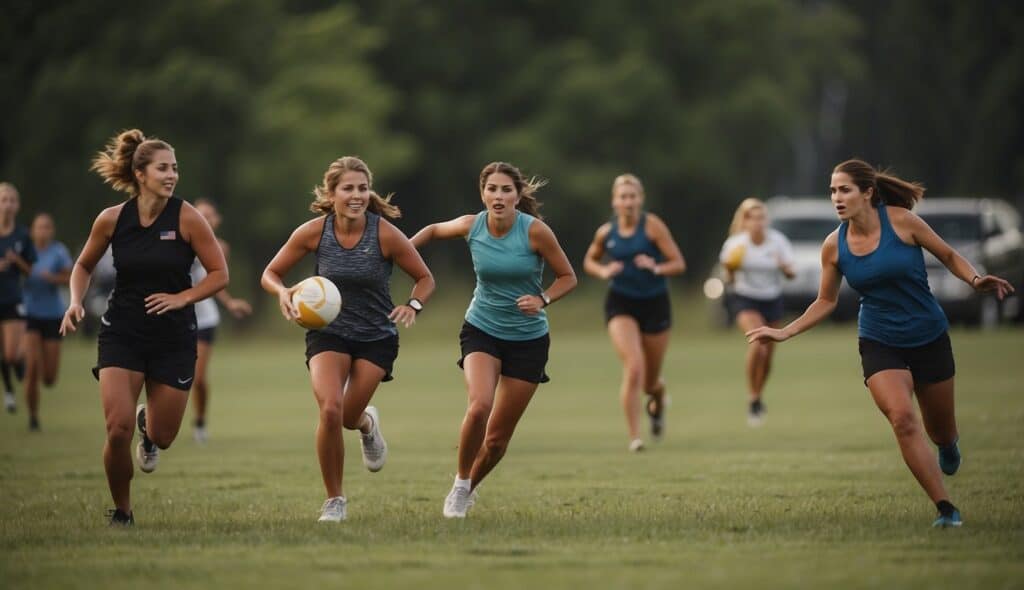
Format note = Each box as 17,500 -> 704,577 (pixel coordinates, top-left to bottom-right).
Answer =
1,295 -> 1023,589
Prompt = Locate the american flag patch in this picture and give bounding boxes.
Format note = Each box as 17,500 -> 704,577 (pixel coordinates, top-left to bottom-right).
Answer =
159,230 -> 176,240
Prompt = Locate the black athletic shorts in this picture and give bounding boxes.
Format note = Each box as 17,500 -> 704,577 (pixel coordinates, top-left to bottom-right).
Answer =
458,321 -> 550,384
0,302 -> 25,321
305,330 -> 399,382
197,327 -> 216,344
93,331 -> 197,391
858,332 -> 955,386
728,294 -> 785,324
604,290 -> 672,334
26,317 -> 62,340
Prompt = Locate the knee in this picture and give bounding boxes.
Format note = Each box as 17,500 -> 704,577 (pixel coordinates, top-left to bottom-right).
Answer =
318,400 -> 343,431
623,360 -> 645,389
886,410 -> 919,439
105,420 -> 134,447
752,342 -> 771,361
483,436 -> 509,460
465,401 -> 493,426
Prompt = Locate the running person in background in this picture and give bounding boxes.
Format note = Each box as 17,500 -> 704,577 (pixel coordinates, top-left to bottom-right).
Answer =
411,161 -> 577,518
190,198 -> 252,443
61,129 -> 228,526
720,198 -> 795,426
261,156 -> 434,523
747,159 -> 1014,528
0,182 -> 35,413
23,213 -> 72,431
582,174 -> 685,452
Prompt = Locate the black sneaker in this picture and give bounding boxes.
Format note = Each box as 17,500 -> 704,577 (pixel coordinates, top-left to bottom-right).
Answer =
29,416 -> 40,432
107,508 -> 135,527
747,399 -> 765,427
646,394 -> 665,440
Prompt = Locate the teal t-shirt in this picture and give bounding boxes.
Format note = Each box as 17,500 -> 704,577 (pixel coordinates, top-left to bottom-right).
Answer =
465,211 -> 548,340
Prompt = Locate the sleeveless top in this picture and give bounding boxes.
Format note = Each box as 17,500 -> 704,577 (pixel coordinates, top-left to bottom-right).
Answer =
0,224 -> 35,305
604,213 -> 667,299
465,211 -> 548,341
837,204 -> 948,347
190,258 -> 220,330
103,196 -> 197,344
314,212 -> 397,342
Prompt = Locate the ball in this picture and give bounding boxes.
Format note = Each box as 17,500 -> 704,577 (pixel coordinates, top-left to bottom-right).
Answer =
723,243 -> 746,272
290,276 -> 342,329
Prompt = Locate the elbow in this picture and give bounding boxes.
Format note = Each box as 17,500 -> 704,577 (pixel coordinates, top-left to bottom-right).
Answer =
260,270 -> 276,294
564,271 -> 579,292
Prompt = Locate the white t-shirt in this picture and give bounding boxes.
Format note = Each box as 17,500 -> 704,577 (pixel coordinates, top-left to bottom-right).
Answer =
190,257 -> 220,330
719,229 -> 794,300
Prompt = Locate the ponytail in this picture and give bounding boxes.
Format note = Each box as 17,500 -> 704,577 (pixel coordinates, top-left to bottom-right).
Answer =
834,159 -> 924,210
90,129 -> 174,197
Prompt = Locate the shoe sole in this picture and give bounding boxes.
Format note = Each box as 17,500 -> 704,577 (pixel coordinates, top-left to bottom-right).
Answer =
136,442 -> 157,473
362,407 -> 387,472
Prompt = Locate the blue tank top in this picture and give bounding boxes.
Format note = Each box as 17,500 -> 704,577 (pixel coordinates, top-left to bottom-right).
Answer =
837,205 -> 948,347
604,213 -> 667,298
465,211 -> 548,341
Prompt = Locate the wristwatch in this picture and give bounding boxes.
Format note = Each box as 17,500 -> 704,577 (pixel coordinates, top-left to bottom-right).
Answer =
540,292 -> 551,307
407,298 -> 424,314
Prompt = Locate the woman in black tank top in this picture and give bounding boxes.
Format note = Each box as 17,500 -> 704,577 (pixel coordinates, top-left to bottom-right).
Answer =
261,156 -> 434,523
60,129 -> 228,527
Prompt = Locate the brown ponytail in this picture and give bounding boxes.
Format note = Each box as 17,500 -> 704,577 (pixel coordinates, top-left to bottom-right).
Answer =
90,129 -> 174,197
310,156 -> 400,220
834,159 -> 924,210
479,161 -> 546,219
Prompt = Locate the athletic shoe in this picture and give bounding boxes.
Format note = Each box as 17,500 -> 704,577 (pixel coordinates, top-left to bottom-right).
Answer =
360,406 -> 387,472
4,391 -> 15,413
107,508 -> 135,527
646,393 -> 665,440
443,485 -> 471,518
629,438 -> 645,453
318,496 -> 347,522
747,399 -> 765,427
193,423 -> 208,445
468,488 -> 479,509
135,404 -> 158,473
938,438 -> 961,476
933,509 -> 962,528
28,416 -> 40,432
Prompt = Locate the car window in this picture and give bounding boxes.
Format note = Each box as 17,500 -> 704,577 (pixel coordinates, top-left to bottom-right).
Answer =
771,218 -> 839,243
918,213 -> 982,242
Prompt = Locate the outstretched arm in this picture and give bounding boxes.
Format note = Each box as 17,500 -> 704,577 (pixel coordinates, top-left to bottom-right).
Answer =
60,206 -> 120,335
409,215 -> 476,249
747,231 -> 842,343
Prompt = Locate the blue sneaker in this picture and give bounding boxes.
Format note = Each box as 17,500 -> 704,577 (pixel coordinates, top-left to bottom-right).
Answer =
938,439 -> 961,475
933,509 -> 962,528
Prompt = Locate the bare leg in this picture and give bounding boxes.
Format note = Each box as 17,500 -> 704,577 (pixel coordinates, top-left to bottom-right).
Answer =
915,377 -> 958,447
142,380 -> 190,449
457,353 -> 500,479
341,359 -> 386,433
23,331 -> 41,421
735,311 -> 769,402
607,316 -> 645,441
868,369 -> 950,503
640,329 -> 670,415
98,368 -> 145,513
191,340 -> 213,426
308,352 -> 351,498
40,339 -> 62,387
468,375 -> 539,490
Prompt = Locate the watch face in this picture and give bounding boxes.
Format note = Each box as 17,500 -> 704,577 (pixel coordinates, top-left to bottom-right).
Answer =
409,299 -> 423,311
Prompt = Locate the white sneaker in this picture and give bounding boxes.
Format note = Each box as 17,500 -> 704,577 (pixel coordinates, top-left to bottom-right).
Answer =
135,404 -> 158,473
318,496 -> 347,522
3,391 -> 14,413
629,438 -> 645,453
359,406 -> 387,472
443,485 -> 471,518
193,424 -> 208,445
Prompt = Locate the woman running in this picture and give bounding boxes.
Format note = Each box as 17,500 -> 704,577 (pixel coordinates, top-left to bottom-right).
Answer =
61,129 -> 229,526
0,182 -> 35,414
23,213 -> 73,431
582,174 -> 685,452
261,156 -> 434,523
747,159 -> 1014,528
411,161 -> 577,518
190,198 -> 252,443
720,198 -> 795,426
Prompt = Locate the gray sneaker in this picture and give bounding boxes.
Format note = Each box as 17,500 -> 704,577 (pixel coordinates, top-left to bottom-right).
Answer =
4,391 -> 15,413
135,404 -> 158,473
318,496 -> 347,522
360,406 -> 387,472
443,485 -> 471,519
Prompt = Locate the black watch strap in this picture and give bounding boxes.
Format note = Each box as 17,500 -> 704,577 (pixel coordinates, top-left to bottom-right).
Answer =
407,298 -> 424,313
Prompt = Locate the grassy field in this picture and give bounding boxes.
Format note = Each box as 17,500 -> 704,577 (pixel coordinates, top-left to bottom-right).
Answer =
1,294 -> 1022,589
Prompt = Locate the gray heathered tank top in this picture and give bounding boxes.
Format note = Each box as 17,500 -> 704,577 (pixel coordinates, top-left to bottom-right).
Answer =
314,212 -> 397,341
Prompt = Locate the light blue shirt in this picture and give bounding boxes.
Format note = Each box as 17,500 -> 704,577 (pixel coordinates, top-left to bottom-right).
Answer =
24,241 -> 72,319
465,211 -> 548,340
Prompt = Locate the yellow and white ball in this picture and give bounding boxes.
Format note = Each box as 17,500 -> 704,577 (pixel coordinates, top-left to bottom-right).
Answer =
291,276 -> 342,329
